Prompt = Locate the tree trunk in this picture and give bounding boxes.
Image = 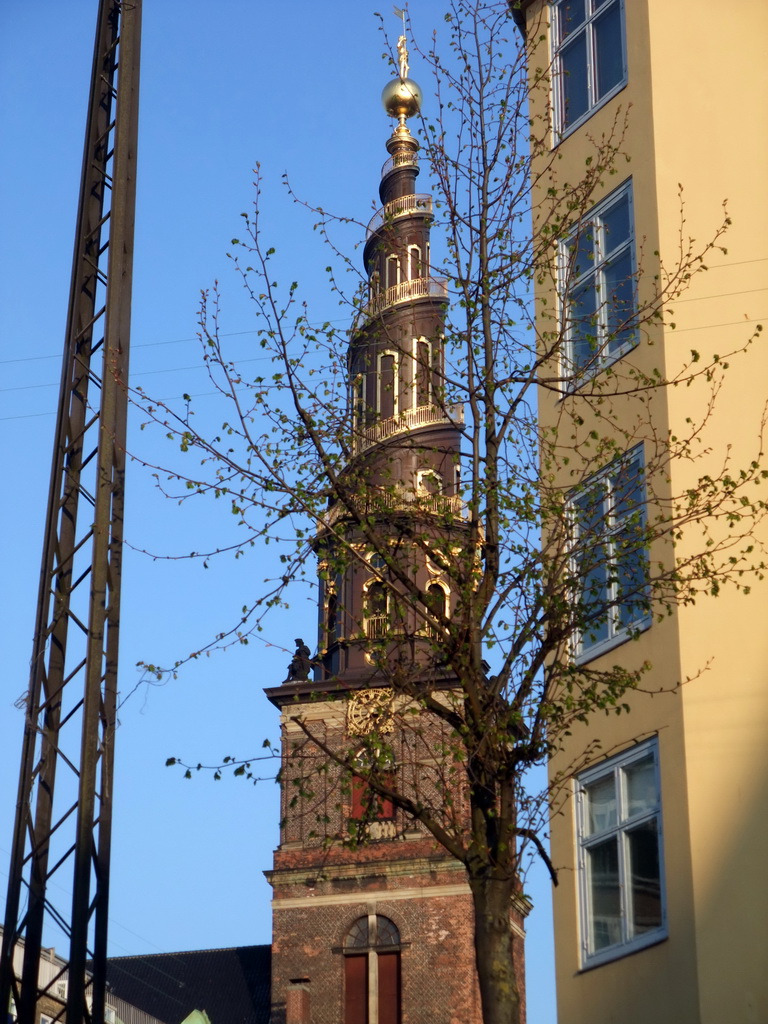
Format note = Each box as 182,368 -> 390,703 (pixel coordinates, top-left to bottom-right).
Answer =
469,873 -> 522,1024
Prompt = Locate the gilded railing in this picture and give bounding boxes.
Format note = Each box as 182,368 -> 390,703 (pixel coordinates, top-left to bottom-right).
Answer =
366,193 -> 433,239
352,402 -> 465,455
365,615 -> 389,639
324,488 -> 465,528
361,276 -> 448,322
381,151 -> 419,177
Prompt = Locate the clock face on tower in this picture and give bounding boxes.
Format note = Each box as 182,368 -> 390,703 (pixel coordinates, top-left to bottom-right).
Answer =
347,687 -> 396,736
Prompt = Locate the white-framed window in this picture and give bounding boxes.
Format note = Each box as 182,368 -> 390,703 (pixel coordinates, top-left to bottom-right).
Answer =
416,468 -> 443,496
412,338 -> 432,407
571,444 -> 649,660
560,180 -> 637,379
352,373 -> 365,434
385,254 -> 400,290
407,244 -> 422,281
377,351 -> 399,419
576,737 -> 666,966
552,0 -> 627,138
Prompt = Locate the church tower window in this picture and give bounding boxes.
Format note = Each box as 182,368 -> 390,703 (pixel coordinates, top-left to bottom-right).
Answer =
414,338 -> 432,407
378,352 -> 398,419
407,244 -> 422,281
326,592 -> 338,647
344,915 -> 401,1024
364,581 -> 389,639
385,254 -> 400,290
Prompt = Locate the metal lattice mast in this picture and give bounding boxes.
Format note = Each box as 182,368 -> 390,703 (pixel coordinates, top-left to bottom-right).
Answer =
0,2 -> 141,1022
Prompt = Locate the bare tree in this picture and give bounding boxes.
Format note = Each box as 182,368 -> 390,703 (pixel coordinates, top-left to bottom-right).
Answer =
139,3 -> 765,1022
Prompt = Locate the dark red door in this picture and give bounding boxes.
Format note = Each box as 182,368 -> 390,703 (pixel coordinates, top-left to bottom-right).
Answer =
378,952 -> 401,1024
344,954 -> 368,1024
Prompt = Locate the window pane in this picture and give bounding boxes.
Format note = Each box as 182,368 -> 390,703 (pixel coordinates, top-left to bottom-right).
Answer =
601,194 -> 631,255
612,454 -> 643,521
367,582 -> 387,617
568,278 -> 598,370
557,0 -> 586,40
376,916 -> 401,947
560,33 -> 589,128
575,483 -> 610,645
580,544 -> 610,645
615,535 -> 647,628
587,838 -> 622,950
627,819 -> 663,935
602,249 -> 635,352
594,3 -> 624,99
584,774 -> 617,834
346,917 -> 369,948
624,755 -> 657,818
574,481 -> 606,534
567,224 -> 595,280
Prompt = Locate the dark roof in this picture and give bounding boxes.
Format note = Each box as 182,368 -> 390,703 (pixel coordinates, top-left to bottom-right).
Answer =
105,945 -> 271,1024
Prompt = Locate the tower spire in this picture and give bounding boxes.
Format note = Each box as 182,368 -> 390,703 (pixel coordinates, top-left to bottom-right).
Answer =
263,53 -> 521,1024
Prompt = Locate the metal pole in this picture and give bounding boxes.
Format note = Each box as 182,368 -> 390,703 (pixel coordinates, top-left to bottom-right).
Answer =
0,2 -> 141,1021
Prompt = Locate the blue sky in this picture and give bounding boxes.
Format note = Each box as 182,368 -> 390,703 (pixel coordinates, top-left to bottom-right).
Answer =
0,3 -> 555,1021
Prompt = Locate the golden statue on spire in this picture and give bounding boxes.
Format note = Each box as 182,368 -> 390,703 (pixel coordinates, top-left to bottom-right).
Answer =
397,34 -> 409,80
382,6 -> 423,125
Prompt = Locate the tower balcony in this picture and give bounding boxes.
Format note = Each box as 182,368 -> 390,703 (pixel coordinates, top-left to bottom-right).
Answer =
366,193 -> 433,240
358,276 -> 448,325
323,487 -> 466,530
352,402 -> 465,456
365,615 -> 389,640
380,151 -> 418,179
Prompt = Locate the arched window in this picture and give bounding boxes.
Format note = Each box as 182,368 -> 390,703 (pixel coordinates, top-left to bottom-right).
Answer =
416,469 -> 443,496
378,352 -> 398,420
326,592 -> 338,647
413,338 -> 431,407
426,583 -> 448,619
365,582 -> 388,639
425,582 -> 449,639
407,244 -> 421,281
385,254 -> 400,290
344,915 -> 401,1024
352,374 -> 365,436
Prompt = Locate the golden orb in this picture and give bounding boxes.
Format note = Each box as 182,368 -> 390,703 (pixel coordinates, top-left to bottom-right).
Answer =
382,77 -> 423,120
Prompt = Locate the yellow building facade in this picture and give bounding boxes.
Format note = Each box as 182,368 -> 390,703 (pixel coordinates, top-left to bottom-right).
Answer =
521,1 -> 768,1021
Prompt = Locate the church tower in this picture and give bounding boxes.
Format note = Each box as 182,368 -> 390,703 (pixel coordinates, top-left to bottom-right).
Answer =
265,48 -> 526,1024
